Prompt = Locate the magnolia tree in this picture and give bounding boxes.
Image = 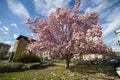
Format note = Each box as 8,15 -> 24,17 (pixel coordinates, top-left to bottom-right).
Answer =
26,0 -> 112,68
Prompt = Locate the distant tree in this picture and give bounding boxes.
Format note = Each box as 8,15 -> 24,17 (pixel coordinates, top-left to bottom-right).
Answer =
26,0 -> 111,68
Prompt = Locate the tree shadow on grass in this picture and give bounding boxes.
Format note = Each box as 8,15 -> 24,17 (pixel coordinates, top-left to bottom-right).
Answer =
68,63 -> 118,79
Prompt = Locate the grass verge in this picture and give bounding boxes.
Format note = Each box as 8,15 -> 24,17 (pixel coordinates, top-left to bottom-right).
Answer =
0,61 -> 119,80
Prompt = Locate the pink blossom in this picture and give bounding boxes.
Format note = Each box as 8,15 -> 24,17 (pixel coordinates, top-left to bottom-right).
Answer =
26,0 -> 111,68
25,18 -> 32,24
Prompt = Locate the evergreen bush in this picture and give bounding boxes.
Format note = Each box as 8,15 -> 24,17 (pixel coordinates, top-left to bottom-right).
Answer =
13,52 -> 40,63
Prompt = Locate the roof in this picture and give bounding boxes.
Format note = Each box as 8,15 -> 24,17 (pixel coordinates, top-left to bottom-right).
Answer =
16,35 -> 36,42
16,35 -> 29,41
0,42 -> 11,47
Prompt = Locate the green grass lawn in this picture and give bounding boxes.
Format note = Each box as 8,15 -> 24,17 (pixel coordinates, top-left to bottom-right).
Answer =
0,61 -> 119,80
0,65 -> 76,80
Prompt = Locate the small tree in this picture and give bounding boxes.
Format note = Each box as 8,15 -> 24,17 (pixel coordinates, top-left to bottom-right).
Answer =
26,0 -> 111,68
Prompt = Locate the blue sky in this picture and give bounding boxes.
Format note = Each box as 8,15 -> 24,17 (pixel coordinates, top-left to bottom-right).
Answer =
0,0 -> 120,52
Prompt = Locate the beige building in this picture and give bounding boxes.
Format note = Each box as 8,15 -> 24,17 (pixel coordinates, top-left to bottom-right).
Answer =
12,35 -> 51,61
82,54 -> 103,60
73,53 -> 104,61
13,35 -> 30,58
0,42 -> 10,60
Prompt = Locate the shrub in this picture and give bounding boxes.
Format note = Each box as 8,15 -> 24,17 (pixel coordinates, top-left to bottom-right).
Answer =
13,52 -> 40,63
25,63 -> 41,69
45,61 -> 55,66
73,60 -> 107,67
0,62 -> 25,73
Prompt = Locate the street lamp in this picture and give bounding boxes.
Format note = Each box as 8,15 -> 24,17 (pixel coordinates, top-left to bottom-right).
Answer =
115,28 -> 120,45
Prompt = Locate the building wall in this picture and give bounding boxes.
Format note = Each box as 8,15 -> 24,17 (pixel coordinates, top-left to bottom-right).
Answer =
41,51 -> 52,61
0,43 -> 10,60
83,54 -> 103,60
73,53 -> 103,61
13,38 -> 29,57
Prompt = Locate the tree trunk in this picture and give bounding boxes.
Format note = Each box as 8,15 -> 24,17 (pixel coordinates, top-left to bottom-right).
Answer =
66,58 -> 70,69
61,53 -> 72,69
79,53 -> 83,61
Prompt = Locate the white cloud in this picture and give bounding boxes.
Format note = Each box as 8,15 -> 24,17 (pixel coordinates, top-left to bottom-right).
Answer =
100,9 -> 111,18
4,41 -> 15,51
27,33 -> 38,40
9,46 -> 14,52
0,39 -> 3,42
3,26 -> 9,31
103,21 -> 120,37
5,41 -> 13,45
11,23 -> 18,28
112,45 -> 120,52
13,34 -> 19,39
107,7 -> 120,22
0,21 -> 2,24
92,0 -> 103,5
33,0 -> 71,16
104,37 -> 117,45
7,0 -> 30,19
103,7 -> 120,37
83,0 -> 118,13
0,28 -> 9,37
80,0 -> 120,52
0,28 -> 4,31
85,4 -> 104,13
80,0 -> 120,40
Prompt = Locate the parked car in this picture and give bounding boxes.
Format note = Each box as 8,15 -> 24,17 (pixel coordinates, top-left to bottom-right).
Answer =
105,58 -> 120,67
